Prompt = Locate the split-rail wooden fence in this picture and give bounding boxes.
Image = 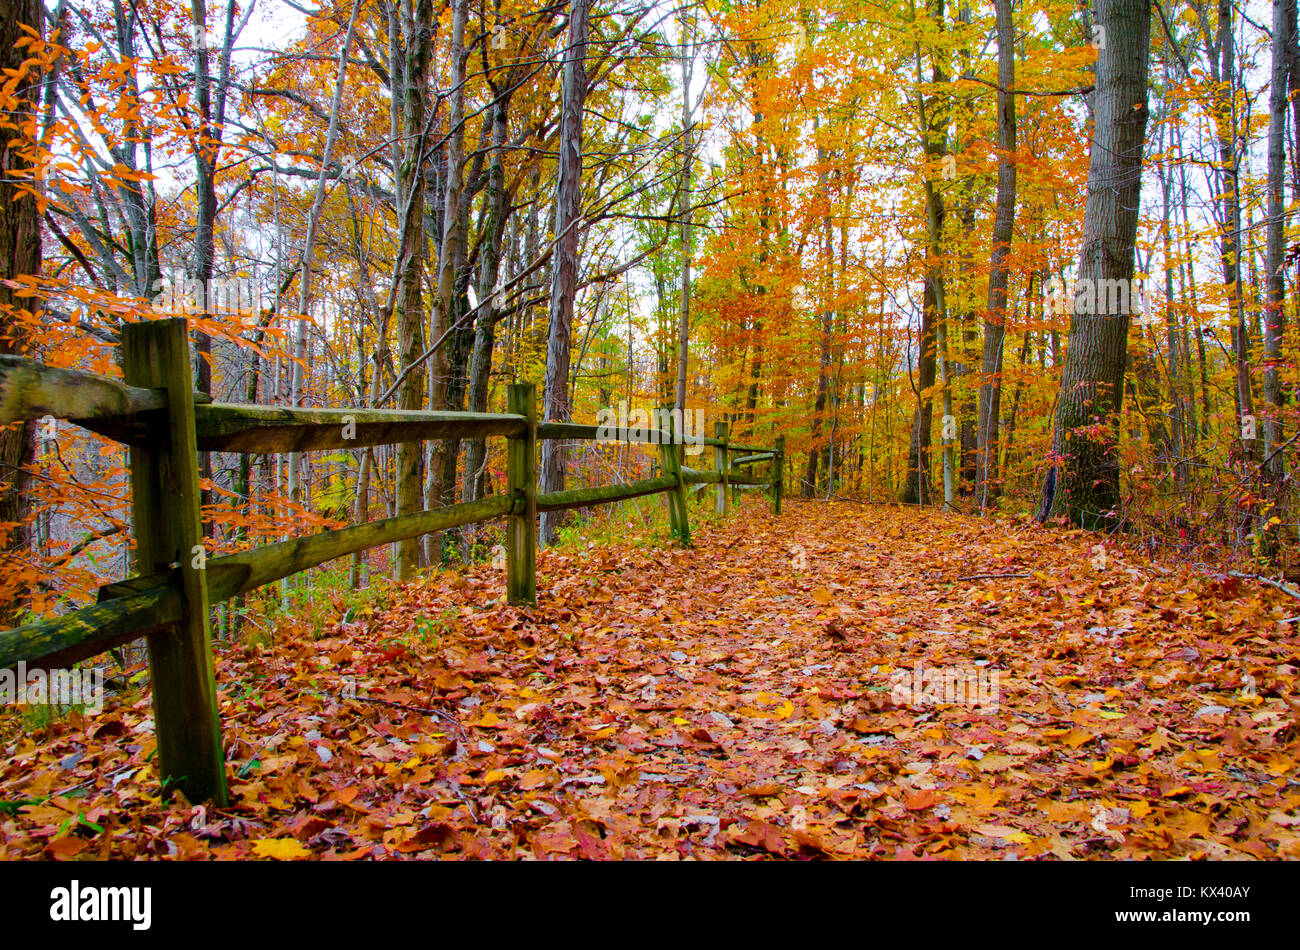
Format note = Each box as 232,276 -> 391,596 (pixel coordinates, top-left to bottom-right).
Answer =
0,318 -> 784,804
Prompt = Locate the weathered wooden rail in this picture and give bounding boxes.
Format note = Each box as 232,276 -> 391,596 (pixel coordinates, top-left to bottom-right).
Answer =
0,319 -> 784,804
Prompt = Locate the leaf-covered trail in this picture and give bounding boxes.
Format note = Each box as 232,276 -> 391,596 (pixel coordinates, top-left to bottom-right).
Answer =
3,499 -> 1299,859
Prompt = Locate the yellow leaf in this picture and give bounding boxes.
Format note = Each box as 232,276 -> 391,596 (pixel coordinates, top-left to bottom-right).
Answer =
483,769 -> 507,784
1042,800 -> 1090,823
520,769 -> 550,790
1062,729 -> 1096,749
976,754 -> 1016,772
812,587 -> 833,605
972,785 -> 1003,814
251,838 -> 310,860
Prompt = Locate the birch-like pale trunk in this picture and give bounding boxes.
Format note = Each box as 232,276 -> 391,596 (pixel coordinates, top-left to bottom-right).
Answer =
1211,0 -> 1256,464
1263,0 -> 1294,477
284,0 -> 360,586
674,9 -> 694,417
975,0 -> 1016,511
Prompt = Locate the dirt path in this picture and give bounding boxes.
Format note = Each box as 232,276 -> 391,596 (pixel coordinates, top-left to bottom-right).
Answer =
3,499 -> 1298,858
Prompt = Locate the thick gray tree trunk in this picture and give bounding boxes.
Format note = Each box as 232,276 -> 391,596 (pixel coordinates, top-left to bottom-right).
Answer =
1039,0 -> 1150,526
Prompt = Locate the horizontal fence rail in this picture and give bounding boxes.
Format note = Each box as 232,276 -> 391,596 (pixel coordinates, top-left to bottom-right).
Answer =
0,319 -> 784,804
195,405 -> 529,453
0,353 -> 169,446
536,474 -> 680,513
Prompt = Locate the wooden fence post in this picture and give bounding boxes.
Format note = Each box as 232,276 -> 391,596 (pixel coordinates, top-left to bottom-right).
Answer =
730,425 -> 740,507
658,411 -> 691,545
772,435 -> 785,515
506,382 -> 536,605
122,319 -> 227,806
714,421 -> 728,516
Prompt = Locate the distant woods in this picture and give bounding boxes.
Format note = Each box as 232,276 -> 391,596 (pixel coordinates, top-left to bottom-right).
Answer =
1,0 -> 1298,624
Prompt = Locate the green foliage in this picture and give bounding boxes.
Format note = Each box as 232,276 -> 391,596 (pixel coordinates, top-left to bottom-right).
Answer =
241,563 -> 395,644
551,501 -> 669,550
17,701 -> 76,733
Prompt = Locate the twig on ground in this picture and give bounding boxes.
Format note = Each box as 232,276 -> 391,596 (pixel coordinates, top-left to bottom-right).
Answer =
346,693 -> 466,738
1228,570 -> 1300,602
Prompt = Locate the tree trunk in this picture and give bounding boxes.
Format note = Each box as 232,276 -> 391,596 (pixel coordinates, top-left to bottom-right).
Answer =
902,0 -> 947,506
0,0 -> 43,626
976,0 -> 1016,511
463,93 -> 513,511
539,0 -> 592,547
1263,0 -> 1294,477
1214,0 -> 1255,466
190,0 -> 237,539
1155,104 -> 1188,485
804,128 -> 833,498
674,10 -> 694,416
1001,329 -> 1033,477
805,304 -> 833,498
393,0 -> 432,580
284,0 -> 359,583
1039,0 -> 1151,526
426,0 -> 470,564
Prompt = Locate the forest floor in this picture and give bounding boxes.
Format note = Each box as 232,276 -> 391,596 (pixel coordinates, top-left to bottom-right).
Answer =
2,498 -> 1299,859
